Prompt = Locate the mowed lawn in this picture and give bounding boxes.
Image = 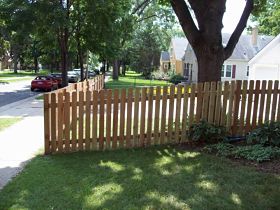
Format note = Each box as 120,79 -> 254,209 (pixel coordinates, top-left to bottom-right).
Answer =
0,146 -> 279,210
105,71 -> 170,89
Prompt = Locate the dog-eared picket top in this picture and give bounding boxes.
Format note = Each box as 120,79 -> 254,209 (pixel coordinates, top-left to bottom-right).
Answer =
44,78 -> 280,154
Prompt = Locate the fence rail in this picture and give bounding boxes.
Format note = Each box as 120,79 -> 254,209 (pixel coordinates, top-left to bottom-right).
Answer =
44,80 -> 280,154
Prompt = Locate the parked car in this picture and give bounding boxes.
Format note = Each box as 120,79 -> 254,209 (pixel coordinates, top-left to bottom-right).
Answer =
68,71 -> 79,83
49,73 -> 62,87
87,70 -> 96,78
31,76 -> 58,91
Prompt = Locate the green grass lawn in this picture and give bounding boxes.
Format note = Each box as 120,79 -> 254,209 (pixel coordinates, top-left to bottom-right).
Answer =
0,118 -> 22,132
0,146 -> 279,210
105,71 -> 170,89
0,69 -> 53,84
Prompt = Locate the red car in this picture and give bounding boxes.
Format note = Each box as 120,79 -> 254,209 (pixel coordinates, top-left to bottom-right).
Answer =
31,76 -> 58,91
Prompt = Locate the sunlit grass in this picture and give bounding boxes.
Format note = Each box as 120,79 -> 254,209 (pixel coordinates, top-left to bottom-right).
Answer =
0,146 -> 279,209
105,71 -> 170,89
0,117 -> 22,132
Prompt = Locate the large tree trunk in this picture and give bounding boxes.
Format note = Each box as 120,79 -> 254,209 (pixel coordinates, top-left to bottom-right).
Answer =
170,0 -> 253,82
113,60 -> 119,80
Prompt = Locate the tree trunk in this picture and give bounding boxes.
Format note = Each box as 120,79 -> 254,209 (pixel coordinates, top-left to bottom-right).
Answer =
195,44 -> 224,82
122,62 -> 126,76
113,60 -> 119,80
13,53 -> 18,74
34,56 -> 39,74
106,61 -> 110,72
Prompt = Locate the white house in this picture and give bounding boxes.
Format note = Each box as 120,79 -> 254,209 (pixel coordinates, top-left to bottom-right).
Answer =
248,34 -> 280,81
182,28 -> 274,83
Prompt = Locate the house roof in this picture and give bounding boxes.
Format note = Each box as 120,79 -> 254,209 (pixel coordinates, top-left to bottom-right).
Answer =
249,33 -> 280,65
171,37 -> 188,59
160,51 -> 170,61
222,33 -> 274,60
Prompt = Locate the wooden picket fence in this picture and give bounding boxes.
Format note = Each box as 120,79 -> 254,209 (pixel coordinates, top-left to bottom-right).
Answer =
44,80 -> 280,154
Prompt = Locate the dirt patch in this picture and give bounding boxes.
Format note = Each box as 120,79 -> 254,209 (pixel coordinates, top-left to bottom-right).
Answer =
178,142 -> 280,175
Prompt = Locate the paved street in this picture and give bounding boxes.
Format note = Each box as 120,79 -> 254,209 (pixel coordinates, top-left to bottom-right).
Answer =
0,80 -> 41,107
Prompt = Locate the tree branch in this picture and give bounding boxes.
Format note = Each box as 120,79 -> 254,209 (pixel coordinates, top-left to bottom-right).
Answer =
132,0 -> 152,15
136,14 -> 158,22
224,0 -> 254,60
170,0 -> 200,46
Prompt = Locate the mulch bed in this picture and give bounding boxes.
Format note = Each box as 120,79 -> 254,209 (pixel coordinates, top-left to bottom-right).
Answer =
178,142 -> 280,175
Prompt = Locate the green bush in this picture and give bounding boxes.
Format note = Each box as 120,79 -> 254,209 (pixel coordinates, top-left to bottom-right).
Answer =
234,145 -> 280,162
169,74 -> 185,85
247,121 -> 280,147
189,120 -> 227,143
204,143 -> 280,162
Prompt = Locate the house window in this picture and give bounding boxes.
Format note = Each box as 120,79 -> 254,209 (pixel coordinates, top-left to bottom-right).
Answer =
221,64 -> 233,78
164,64 -> 168,69
247,66 -> 249,77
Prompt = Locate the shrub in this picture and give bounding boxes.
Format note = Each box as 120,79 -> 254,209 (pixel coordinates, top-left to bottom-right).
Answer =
189,120 -> 227,144
169,74 -> 185,85
247,121 -> 280,147
151,70 -> 169,80
204,143 -> 280,162
234,145 -> 280,162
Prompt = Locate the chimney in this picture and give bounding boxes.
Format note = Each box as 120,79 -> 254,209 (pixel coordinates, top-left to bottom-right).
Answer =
251,27 -> 258,46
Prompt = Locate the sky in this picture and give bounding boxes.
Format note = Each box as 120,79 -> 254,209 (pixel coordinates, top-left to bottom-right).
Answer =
222,0 -> 252,33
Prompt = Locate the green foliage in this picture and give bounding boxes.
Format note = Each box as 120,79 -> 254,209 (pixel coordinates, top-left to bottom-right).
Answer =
169,74 -> 184,84
189,120 -> 227,143
204,143 -> 280,162
247,121 -> 280,147
234,144 -> 280,162
252,0 -> 280,36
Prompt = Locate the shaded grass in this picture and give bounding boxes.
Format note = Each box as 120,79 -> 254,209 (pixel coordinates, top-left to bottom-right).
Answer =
0,118 -> 22,132
0,146 -> 279,209
105,71 -> 170,90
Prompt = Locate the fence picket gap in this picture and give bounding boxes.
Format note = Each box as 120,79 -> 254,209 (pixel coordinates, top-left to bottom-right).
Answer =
189,83 -> 196,127
252,80 -> 260,129
71,92 -> 77,151
99,90 -> 105,150
232,80 -> 242,135
92,91 -> 98,150
112,89 -> 119,149
175,85 -> 182,143
160,86 -> 168,144
64,92 -> 70,152
78,91 -> 84,151
133,88 -> 140,147
208,82 -> 217,124
181,85 -> 189,142
126,88 -> 133,148
245,81 -> 254,134
147,87 -> 154,146
140,88 -> 147,147
106,90 -> 112,150
154,86 -> 161,145
214,82 -> 222,125
271,81 -> 279,122
85,91 -> 91,151
167,85 -> 175,142
119,89 -> 126,148
265,80 -> 273,122
258,80 -> 267,125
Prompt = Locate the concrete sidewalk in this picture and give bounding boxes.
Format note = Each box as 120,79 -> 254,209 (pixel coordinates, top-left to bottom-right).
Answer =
0,95 -> 44,190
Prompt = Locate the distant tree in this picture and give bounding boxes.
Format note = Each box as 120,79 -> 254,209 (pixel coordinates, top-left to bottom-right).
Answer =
252,0 -> 280,36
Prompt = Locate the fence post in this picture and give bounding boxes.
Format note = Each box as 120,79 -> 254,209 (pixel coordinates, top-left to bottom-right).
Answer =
44,94 -> 50,155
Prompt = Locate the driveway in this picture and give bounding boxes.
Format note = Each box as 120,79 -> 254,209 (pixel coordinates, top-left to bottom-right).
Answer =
0,80 -> 41,107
